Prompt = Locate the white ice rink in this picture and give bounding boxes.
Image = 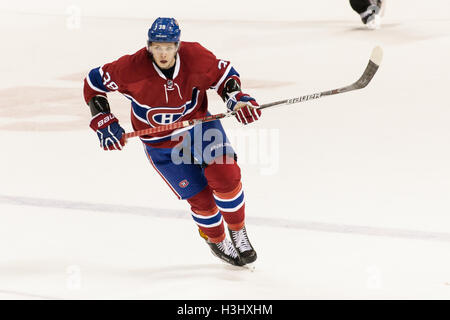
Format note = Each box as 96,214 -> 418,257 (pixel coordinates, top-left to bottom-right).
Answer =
1,0 -> 450,299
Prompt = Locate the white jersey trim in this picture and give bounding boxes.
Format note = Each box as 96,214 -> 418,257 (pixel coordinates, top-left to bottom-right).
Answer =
123,93 -> 150,124
144,146 -> 182,200
173,53 -> 181,79
211,63 -> 232,93
152,53 -> 180,80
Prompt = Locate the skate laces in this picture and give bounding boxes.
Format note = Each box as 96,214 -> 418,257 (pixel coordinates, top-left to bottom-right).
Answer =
231,228 -> 252,252
217,239 -> 239,258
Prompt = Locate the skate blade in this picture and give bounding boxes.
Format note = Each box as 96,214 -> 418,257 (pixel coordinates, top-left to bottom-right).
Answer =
220,261 -> 256,271
366,14 -> 381,30
242,263 -> 256,272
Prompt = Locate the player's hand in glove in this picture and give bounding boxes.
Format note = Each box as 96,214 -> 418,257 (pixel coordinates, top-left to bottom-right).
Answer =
226,92 -> 262,125
89,113 -> 126,150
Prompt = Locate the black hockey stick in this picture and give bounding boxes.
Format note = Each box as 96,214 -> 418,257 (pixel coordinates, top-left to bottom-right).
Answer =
258,45 -> 383,110
124,46 -> 383,139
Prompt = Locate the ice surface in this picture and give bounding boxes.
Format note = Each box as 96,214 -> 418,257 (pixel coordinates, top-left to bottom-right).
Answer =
0,0 -> 450,299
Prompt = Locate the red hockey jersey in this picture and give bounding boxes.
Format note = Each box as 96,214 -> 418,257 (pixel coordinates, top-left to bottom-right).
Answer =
83,42 -> 240,147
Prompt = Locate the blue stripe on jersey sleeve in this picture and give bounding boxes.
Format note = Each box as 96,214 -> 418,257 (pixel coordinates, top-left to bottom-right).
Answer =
227,67 -> 240,79
88,67 -> 108,92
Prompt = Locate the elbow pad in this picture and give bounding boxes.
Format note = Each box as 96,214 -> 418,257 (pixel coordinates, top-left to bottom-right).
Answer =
88,95 -> 111,116
221,78 -> 241,102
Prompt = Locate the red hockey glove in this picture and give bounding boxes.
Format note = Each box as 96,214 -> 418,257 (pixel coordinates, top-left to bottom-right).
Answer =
226,92 -> 262,125
89,113 -> 126,150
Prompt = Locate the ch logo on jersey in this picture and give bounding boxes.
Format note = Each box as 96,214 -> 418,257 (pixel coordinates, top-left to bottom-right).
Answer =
179,179 -> 189,188
142,88 -> 200,127
146,105 -> 187,127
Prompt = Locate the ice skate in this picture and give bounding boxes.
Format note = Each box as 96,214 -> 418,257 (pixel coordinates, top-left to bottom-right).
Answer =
361,0 -> 384,30
199,229 -> 245,267
228,226 -> 257,265
364,12 -> 381,30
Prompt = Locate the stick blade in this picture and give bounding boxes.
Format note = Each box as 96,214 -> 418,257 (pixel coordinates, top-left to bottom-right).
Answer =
370,46 -> 383,66
351,46 -> 383,90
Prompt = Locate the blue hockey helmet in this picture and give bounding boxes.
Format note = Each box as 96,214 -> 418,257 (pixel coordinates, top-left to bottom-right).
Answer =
148,17 -> 181,43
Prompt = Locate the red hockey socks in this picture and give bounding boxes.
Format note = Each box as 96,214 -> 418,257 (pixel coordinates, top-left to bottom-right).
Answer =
204,156 -> 246,231
186,186 -> 225,243
186,156 -> 247,242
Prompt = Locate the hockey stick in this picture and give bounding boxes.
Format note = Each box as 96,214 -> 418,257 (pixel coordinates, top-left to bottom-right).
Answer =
123,46 -> 383,140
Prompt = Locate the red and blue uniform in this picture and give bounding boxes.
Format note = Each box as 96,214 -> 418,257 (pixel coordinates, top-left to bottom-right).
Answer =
83,42 -> 247,242
84,42 -> 240,147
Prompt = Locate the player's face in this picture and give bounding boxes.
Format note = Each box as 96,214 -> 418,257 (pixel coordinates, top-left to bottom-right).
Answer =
149,42 -> 178,69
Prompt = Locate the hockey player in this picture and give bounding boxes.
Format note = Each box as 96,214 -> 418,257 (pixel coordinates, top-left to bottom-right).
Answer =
83,17 -> 261,267
349,0 -> 385,30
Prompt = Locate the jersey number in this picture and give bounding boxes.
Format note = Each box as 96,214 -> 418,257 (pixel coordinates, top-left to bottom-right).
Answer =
103,72 -> 119,90
218,60 -> 228,70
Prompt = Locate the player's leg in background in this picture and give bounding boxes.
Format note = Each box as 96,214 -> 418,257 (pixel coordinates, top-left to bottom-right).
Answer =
350,0 -> 384,29
349,0 -> 372,14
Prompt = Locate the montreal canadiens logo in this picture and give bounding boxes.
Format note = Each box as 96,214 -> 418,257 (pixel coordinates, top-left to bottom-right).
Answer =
179,179 -> 189,188
146,105 -> 187,127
